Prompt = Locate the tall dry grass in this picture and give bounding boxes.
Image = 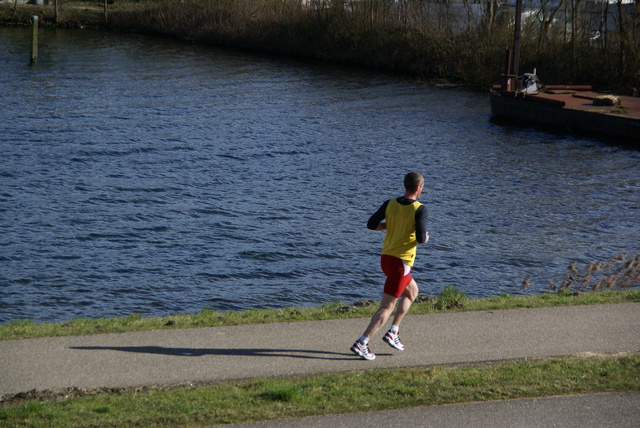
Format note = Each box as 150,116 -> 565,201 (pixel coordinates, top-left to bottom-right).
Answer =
104,0 -> 639,90
2,0 -> 638,89
526,253 -> 640,294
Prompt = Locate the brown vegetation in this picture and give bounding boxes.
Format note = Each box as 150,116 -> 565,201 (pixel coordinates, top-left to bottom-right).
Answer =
2,0 -> 639,90
524,253 -> 640,293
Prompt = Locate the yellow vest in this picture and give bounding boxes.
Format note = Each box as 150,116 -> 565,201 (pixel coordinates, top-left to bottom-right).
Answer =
381,198 -> 422,266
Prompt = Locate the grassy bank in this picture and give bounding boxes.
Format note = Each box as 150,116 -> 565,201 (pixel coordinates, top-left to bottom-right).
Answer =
1,354 -> 638,426
2,0 -> 639,91
1,293 -> 638,426
2,289 -> 638,340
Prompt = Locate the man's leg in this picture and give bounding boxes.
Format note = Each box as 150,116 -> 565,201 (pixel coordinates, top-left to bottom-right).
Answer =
390,279 -> 418,327
380,280 -> 418,351
362,293 -> 398,339
351,293 -> 398,360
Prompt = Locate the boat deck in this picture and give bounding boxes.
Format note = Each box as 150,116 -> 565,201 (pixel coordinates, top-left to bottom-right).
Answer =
538,90 -> 640,120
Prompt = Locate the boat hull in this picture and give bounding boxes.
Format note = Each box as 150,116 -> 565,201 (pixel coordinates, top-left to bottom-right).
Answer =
490,91 -> 640,143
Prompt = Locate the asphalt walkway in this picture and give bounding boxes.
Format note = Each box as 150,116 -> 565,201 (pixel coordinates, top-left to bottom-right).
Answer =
1,302 -> 639,426
224,391 -> 640,428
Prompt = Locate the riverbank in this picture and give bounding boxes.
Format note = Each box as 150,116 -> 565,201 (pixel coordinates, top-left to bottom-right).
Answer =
2,289 -> 638,340
0,0 -> 104,29
2,0 -> 639,91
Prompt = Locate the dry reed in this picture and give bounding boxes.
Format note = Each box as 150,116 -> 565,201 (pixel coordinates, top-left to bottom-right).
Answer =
102,0 -> 640,90
547,253 -> 640,293
2,0 -> 638,89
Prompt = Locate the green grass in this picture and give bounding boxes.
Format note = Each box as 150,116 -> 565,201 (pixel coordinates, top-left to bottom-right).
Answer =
1,289 -> 637,426
434,285 -> 469,309
1,354 -> 638,427
2,289 -> 638,341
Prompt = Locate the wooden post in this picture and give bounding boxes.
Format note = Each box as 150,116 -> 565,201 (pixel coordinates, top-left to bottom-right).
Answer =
500,47 -> 515,92
104,0 -> 108,24
512,0 -> 522,81
30,15 -> 38,65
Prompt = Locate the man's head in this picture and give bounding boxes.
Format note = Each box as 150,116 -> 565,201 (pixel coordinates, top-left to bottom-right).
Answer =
404,171 -> 424,192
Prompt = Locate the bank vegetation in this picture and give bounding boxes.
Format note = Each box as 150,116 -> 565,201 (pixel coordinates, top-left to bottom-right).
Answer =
2,0 -> 639,91
1,289 -> 637,340
0,252 -> 637,339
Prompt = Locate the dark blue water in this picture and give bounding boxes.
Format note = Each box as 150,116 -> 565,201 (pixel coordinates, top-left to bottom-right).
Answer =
1,27 -> 639,324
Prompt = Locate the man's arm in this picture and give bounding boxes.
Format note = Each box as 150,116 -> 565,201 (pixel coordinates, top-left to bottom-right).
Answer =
367,200 -> 389,231
415,205 -> 429,244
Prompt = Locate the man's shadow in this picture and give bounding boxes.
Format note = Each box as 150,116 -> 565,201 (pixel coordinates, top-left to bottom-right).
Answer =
69,346 -> 369,360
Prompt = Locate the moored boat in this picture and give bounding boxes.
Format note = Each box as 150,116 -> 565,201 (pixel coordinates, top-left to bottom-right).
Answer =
489,0 -> 640,144
490,85 -> 640,142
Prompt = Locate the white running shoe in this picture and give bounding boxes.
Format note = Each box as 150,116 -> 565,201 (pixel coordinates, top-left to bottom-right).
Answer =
383,330 -> 405,351
350,340 -> 376,361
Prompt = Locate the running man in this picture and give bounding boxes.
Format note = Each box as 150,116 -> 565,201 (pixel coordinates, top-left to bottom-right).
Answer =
350,171 -> 429,361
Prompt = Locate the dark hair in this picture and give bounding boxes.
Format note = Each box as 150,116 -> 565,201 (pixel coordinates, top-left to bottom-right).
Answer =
404,171 -> 424,190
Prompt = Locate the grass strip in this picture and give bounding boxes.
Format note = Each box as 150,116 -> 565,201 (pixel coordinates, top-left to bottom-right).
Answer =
1,354 -> 638,427
2,290 -> 638,341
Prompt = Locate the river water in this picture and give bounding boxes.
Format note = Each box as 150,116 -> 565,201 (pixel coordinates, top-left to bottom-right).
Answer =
1,27 -> 638,324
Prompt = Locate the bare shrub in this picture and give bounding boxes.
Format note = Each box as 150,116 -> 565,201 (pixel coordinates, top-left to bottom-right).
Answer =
101,0 -> 639,89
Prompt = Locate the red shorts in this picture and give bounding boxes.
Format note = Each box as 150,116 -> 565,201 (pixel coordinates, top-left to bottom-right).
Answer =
381,255 -> 413,298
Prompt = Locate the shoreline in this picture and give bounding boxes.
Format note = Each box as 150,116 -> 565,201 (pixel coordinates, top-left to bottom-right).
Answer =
0,2 -> 476,91
2,289 -> 638,340
2,1 -> 639,92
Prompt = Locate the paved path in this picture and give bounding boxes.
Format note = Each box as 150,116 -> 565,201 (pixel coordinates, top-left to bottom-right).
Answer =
223,391 -> 640,428
1,303 -> 639,426
1,303 -> 639,396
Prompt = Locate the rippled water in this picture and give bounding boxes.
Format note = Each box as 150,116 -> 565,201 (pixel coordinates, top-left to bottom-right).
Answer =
1,27 -> 639,324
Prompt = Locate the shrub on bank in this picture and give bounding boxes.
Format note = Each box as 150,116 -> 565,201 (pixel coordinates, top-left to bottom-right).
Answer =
3,0 -> 639,90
